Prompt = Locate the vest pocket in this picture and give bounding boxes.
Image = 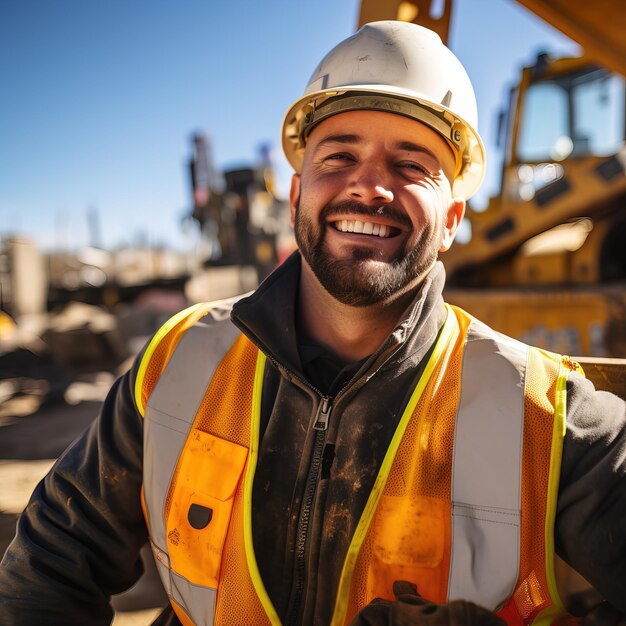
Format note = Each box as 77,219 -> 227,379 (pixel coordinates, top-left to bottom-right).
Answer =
165,429 -> 248,587
367,494 -> 451,603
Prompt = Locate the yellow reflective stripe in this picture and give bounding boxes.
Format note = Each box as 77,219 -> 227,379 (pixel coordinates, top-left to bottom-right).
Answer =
134,302 -> 210,417
330,305 -> 458,626
243,350 -> 281,625
545,360 -> 568,610
532,359 -> 568,626
532,604 -> 565,626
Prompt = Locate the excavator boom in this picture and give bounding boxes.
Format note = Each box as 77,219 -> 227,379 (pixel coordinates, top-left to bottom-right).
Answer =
515,0 -> 626,78
359,0 -> 626,79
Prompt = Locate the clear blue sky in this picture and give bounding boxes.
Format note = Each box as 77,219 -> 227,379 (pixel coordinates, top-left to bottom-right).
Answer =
0,0 -> 580,251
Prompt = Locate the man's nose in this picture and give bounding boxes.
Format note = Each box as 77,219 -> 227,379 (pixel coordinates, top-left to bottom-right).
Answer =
346,164 -> 394,205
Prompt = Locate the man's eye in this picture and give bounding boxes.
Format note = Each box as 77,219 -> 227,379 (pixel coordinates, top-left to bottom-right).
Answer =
325,153 -> 354,162
399,162 -> 428,173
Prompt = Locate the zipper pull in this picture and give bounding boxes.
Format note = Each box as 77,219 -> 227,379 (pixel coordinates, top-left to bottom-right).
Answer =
313,396 -> 333,431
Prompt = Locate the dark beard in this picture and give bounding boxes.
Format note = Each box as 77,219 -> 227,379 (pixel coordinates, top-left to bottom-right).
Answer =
295,199 -> 441,307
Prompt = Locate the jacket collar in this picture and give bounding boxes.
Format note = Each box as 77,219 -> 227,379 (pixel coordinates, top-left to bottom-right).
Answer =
231,251 -> 447,384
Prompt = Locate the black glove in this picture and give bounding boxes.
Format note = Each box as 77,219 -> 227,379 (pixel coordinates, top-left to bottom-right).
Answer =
349,581 -> 507,626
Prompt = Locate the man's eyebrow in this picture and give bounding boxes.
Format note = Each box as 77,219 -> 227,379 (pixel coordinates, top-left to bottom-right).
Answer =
395,141 -> 439,162
314,133 -> 361,147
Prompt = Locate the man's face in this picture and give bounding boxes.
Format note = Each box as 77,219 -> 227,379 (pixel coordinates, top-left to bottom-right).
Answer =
290,110 -> 465,307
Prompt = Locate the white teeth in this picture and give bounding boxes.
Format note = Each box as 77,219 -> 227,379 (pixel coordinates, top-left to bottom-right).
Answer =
335,220 -> 392,237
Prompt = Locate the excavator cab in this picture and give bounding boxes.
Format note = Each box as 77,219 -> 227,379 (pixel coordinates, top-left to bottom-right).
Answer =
510,60 -> 624,195
508,58 -> 626,284
447,54 -> 626,291
517,62 -> 623,163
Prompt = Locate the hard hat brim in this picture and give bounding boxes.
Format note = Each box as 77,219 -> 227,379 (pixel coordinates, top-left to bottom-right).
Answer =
282,85 -> 486,200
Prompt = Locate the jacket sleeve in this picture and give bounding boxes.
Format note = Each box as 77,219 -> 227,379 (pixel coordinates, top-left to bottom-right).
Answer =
0,352 -> 148,625
556,371 -> 626,613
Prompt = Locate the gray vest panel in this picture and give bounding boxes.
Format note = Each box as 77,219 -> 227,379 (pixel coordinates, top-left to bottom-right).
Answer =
448,317 -> 528,609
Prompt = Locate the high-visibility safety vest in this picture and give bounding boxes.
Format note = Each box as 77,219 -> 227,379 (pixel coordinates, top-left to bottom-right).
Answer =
135,300 -> 575,626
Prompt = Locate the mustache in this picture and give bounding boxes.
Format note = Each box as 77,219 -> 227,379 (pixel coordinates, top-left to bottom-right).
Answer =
319,200 -> 412,230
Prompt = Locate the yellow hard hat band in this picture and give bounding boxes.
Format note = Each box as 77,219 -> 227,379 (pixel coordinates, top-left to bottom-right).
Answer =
299,92 -> 467,178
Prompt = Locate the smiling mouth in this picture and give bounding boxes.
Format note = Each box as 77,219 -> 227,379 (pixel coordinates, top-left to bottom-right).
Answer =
331,219 -> 401,238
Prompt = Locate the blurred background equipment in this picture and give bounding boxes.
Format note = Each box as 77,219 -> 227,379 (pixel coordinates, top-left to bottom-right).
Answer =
0,238 -> 47,319
188,134 -> 292,284
188,132 -> 224,262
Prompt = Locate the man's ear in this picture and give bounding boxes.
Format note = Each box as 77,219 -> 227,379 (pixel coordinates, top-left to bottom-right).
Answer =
289,174 -> 301,227
440,198 -> 466,252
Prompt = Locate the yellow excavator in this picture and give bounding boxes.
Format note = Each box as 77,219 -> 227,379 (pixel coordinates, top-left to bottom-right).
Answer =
359,0 -> 626,396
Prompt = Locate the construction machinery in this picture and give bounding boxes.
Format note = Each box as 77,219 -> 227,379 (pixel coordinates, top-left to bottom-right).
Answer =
359,0 -> 626,393
188,133 -> 291,282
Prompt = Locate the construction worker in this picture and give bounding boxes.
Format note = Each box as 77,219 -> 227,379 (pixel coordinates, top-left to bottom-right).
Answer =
1,20 -> 626,626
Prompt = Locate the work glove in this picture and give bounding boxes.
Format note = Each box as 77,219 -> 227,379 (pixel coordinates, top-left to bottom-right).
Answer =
348,581 -> 507,626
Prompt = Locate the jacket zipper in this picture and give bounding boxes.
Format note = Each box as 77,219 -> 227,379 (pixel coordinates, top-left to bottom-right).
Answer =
285,395 -> 333,626
230,324 -> 404,624
313,396 -> 332,431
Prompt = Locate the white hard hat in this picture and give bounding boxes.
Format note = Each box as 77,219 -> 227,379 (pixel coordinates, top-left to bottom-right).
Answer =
282,21 -> 485,199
